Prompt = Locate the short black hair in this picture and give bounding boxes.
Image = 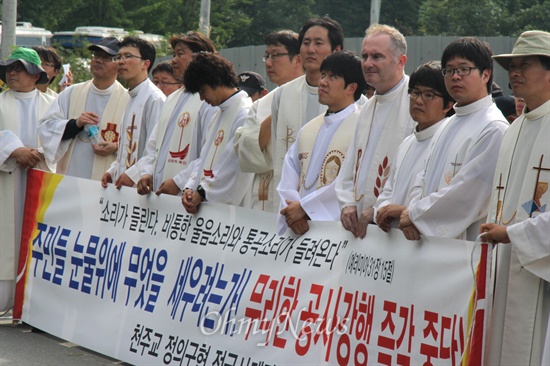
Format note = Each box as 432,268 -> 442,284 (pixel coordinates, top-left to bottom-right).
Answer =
183,53 -> 238,93
298,16 -> 344,51
119,36 -> 156,73
264,30 -> 300,58
441,37 -> 494,93
320,50 -> 366,101
152,60 -> 175,76
539,56 -> 550,70
32,46 -> 62,85
169,31 -> 217,54
409,61 -> 455,117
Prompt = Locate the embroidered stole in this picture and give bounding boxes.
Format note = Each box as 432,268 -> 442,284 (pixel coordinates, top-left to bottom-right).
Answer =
57,80 -> 128,180
353,82 -> 412,211
155,89 -> 203,183
487,113 -> 550,226
201,96 -> 250,181
298,112 -> 357,195
273,76 -> 306,199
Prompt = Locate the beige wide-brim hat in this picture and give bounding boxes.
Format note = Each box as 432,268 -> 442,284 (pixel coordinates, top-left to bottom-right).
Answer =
493,30 -> 550,70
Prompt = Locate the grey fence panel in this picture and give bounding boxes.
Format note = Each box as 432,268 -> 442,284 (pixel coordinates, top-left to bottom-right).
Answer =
220,36 -> 518,95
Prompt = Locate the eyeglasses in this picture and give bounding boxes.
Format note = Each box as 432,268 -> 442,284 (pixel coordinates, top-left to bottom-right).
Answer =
262,53 -> 291,62
114,53 -> 144,62
442,67 -> 478,77
6,63 -> 26,73
91,52 -> 116,62
408,89 -> 443,101
41,62 -> 56,69
153,80 -> 181,87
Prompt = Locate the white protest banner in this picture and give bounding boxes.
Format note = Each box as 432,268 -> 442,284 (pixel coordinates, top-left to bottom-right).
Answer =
15,169 -> 489,365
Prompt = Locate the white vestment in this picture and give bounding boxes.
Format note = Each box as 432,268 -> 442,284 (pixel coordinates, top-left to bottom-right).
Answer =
0,89 -> 55,312
38,80 -> 129,180
271,76 -> 327,210
130,88 -> 217,191
233,88 -> 277,212
185,91 -> 253,206
336,76 -> 415,215
373,119 -> 446,227
277,103 -> 358,234
485,100 -> 550,366
106,78 -> 165,182
408,95 -> 508,240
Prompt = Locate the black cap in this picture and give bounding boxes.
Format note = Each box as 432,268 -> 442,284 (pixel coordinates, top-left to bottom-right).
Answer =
88,37 -> 121,56
237,71 -> 266,96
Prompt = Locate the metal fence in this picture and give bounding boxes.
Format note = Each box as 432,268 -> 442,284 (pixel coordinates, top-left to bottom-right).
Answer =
220,36 -> 518,95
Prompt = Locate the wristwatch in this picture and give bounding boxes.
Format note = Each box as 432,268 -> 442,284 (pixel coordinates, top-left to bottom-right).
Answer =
196,185 -> 206,201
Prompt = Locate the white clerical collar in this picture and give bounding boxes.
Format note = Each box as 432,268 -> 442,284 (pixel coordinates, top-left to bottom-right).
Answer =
453,94 -> 493,117
374,75 -> 406,103
128,78 -> 148,98
524,99 -> 550,120
325,103 -> 357,124
90,81 -> 116,95
414,118 -> 446,141
11,88 -> 38,99
218,90 -> 247,112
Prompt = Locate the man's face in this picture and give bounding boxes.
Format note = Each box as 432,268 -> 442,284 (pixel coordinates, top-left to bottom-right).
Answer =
5,61 -> 39,92
408,85 -> 450,130
198,85 -> 223,106
264,44 -> 297,86
153,70 -> 182,96
90,49 -> 118,80
318,70 -> 353,112
443,56 -> 490,106
361,33 -> 404,94
171,43 -> 194,79
508,56 -> 550,109
40,59 -> 59,84
300,26 -> 336,74
116,46 -> 147,84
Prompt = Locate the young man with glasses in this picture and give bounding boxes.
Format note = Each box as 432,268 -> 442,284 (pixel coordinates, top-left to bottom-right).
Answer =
374,61 -> 454,233
399,37 -> 508,241
101,36 -> 165,189
38,37 -> 130,181
0,48 -> 55,312
234,29 -> 303,213
32,46 -> 73,96
151,61 -> 182,97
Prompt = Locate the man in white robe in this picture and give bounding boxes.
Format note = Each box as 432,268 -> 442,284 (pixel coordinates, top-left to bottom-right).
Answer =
400,37 -> 508,241
0,48 -> 55,312
133,32 -> 218,196
182,53 -> 253,212
481,30 -> 550,366
266,17 -> 345,212
374,61 -> 454,231
38,37 -> 129,181
100,36 -> 165,188
233,30 -> 303,213
277,51 -> 367,235
336,24 -> 415,239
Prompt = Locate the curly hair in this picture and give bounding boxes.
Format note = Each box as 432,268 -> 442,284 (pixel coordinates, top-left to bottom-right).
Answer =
183,53 -> 238,93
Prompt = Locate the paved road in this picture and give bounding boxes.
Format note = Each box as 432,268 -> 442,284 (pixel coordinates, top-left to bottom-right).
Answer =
0,313 -> 128,366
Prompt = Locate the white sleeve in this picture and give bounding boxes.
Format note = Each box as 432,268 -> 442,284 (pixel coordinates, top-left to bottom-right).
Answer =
409,124 -> 506,238
0,130 -> 23,171
276,140 -> 301,234
335,138 -> 359,210
37,88 -> 74,165
507,212 -> 550,282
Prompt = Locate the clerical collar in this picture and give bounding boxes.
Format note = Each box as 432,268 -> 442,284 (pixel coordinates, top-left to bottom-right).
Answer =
128,78 -> 148,97
374,75 -> 406,97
